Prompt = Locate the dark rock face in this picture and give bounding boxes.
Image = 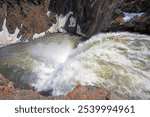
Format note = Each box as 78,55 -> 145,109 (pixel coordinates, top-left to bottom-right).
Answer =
49,0 -> 150,36
121,0 -> 150,12
109,0 -> 150,35
49,0 -> 121,37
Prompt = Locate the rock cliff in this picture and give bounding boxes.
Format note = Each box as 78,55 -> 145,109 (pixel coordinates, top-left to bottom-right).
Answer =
109,0 -> 150,34
0,0 -> 149,40
50,0 -> 150,36
49,0 -> 122,37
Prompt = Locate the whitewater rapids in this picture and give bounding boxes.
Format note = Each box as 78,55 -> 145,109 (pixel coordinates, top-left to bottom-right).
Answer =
0,32 -> 150,99
30,32 -> 150,99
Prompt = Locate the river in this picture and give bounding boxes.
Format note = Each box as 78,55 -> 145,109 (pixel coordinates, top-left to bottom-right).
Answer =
0,32 -> 150,99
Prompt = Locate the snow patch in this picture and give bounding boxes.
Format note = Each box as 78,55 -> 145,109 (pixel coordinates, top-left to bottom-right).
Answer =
123,12 -> 144,22
33,32 -> 46,39
47,11 -> 51,17
0,18 -> 21,47
68,16 -> 76,27
24,39 -> 29,43
77,25 -> 85,37
48,11 -> 73,33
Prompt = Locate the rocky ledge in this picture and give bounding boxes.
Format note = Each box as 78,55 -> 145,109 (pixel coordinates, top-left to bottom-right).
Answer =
0,74 -> 125,100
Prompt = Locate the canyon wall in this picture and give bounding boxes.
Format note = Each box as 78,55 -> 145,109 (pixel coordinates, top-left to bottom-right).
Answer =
0,0 -> 149,40
49,0 -> 122,37
49,0 -> 150,36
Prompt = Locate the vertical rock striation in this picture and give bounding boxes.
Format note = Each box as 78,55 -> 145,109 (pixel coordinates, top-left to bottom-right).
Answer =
49,0 -> 122,37
49,0 -> 150,36
109,0 -> 150,34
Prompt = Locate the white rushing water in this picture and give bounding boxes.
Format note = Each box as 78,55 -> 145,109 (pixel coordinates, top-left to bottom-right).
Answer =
29,32 -> 150,99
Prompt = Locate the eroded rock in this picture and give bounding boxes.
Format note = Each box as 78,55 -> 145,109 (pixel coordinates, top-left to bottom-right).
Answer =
0,0 -> 55,39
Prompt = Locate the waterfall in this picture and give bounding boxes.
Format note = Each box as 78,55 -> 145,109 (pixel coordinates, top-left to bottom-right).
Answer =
28,32 -> 150,99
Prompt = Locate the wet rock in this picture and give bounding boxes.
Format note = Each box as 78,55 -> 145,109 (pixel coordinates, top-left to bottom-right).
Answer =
38,89 -> 53,97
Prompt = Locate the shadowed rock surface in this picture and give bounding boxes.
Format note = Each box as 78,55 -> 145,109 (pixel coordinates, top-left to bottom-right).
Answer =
50,0 -> 150,36
52,0 -> 121,37
109,0 -> 150,35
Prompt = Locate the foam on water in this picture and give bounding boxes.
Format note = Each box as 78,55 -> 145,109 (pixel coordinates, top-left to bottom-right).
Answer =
30,38 -> 74,89
30,32 -> 150,99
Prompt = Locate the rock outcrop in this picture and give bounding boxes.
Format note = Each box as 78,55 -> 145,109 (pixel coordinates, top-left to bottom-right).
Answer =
50,0 -> 150,36
0,0 -> 149,40
109,0 -> 150,34
49,0 -> 122,37
0,0 -> 55,39
0,74 -> 125,100
65,84 -> 125,100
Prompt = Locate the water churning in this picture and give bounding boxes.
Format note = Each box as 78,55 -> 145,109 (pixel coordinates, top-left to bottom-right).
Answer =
0,32 -> 150,99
